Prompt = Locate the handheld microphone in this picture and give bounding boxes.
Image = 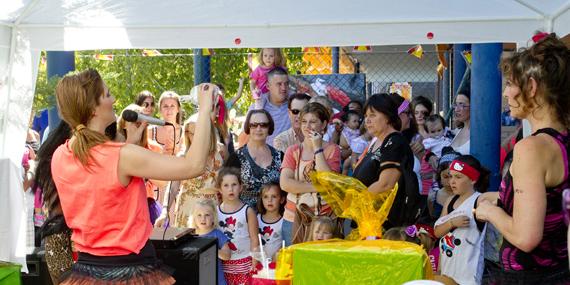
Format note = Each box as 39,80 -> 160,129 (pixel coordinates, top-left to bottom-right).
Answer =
122,110 -> 172,126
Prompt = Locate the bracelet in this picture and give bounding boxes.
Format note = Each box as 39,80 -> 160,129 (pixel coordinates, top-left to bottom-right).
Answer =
314,148 -> 324,155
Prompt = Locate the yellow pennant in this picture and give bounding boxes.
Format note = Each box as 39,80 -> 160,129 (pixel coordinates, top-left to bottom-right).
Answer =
407,45 -> 424,59
353,46 -> 371,52
142,49 -> 162,57
94,54 -> 114,61
437,63 -> 445,79
302,47 -> 322,53
202,48 -> 215,56
462,50 -> 472,65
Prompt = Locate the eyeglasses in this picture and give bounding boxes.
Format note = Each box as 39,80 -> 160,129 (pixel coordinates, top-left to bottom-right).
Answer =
290,109 -> 301,115
142,102 -> 155,108
453,103 -> 470,110
250,122 -> 269,129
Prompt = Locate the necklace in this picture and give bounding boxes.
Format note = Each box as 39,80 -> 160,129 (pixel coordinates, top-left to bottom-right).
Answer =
249,145 -> 270,165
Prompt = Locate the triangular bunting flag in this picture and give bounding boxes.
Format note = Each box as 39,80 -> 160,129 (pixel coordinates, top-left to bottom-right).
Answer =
437,63 -> 445,79
94,54 -> 114,61
462,50 -> 472,66
202,48 -> 215,56
302,47 -> 322,54
407,45 -> 424,59
436,44 -> 450,68
353,46 -> 371,52
142,49 -> 162,57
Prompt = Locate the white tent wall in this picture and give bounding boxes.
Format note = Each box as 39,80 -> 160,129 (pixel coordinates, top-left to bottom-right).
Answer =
0,26 -> 39,272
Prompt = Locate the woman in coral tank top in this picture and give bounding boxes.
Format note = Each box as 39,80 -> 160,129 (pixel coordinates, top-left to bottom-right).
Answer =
51,69 -> 217,284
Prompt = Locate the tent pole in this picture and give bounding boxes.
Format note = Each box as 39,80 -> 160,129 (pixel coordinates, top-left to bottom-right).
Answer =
471,43 -> 502,191
332,47 -> 340,74
46,51 -> 75,130
193,49 -> 210,85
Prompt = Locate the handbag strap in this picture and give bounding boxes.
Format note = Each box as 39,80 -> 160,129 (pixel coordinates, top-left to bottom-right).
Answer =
295,143 -> 302,205
295,143 -> 321,214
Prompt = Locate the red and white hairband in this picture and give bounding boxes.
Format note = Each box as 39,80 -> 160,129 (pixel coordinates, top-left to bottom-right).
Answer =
449,160 -> 480,182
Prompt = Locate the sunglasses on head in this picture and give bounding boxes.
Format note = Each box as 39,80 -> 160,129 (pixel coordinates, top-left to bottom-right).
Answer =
452,103 -> 470,110
142,102 -> 155,108
250,122 -> 269,129
290,109 -> 301,115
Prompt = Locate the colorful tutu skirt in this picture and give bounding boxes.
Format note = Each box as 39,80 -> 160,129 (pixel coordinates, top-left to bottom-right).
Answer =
60,241 -> 174,285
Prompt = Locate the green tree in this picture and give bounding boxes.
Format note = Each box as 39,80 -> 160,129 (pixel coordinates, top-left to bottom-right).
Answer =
34,48 -> 309,118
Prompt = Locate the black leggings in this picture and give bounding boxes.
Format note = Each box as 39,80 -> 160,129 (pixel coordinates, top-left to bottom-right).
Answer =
485,264 -> 570,285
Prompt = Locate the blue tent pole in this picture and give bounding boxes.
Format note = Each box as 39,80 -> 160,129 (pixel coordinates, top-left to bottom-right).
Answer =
453,44 -> 470,97
193,49 -> 210,85
471,43 -> 502,191
332,47 -> 340,73
203,53 -> 211,83
46,51 -> 75,129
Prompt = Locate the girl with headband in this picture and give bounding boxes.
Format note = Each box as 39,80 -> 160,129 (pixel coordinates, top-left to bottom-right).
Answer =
433,155 -> 490,285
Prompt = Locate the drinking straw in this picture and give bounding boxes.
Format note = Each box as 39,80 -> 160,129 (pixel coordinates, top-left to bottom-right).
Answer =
258,234 -> 269,277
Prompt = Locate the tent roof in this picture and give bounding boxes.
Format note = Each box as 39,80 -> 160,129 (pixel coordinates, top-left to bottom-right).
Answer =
1,0 -> 569,50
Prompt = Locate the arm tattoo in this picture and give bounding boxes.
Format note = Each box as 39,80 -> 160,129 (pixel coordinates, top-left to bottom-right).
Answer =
515,188 -> 524,194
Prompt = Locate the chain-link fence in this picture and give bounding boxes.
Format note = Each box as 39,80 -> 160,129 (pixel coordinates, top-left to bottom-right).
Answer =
35,46 -> 447,117
208,46 -> 444,114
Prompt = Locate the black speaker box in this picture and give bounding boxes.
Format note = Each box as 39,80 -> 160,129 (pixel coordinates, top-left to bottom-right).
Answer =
153,237 -> 218,285
21,248 -> 53,285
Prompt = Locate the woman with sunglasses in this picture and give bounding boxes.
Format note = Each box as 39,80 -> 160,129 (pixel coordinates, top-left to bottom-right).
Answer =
475,34 -> 570,283
412,96 -> 433,139
135,90 -> 156,116
409,96 -> 439,198
225,109 -> 283,210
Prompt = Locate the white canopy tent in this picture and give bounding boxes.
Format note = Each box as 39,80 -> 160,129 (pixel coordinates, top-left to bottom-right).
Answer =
1,0 -> 569,269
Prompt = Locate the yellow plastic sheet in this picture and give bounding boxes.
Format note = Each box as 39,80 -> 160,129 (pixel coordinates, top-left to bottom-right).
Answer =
310,171 -> 398,239
277,239 -> 432,285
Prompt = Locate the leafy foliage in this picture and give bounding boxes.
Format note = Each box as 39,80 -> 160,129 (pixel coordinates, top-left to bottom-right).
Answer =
33,48 -> 309,118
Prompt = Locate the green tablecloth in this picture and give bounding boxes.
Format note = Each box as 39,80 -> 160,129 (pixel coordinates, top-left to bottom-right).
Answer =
0,262 -> 21,285
290,239 -> 430,285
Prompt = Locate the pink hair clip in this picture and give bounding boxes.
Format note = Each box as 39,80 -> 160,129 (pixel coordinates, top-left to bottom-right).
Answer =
532,32 -> 549,43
